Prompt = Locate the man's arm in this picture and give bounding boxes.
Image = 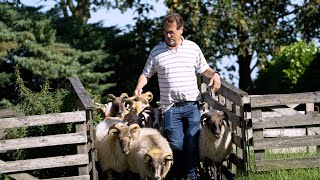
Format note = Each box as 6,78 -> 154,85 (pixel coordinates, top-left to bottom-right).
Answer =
202,68 -> 221,93
134,74 -> 149,96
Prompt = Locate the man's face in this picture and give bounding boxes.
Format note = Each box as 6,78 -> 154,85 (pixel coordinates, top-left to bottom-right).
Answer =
163,22 -> 182,47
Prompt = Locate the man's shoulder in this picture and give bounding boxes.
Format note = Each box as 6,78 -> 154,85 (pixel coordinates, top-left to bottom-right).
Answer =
150,42 -> 167,56
152,42 -> 166,51
183,39 -> 200,48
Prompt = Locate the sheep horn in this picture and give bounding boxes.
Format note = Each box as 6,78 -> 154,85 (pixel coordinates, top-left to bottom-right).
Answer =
144,91 -> 153,102
106,94 -> 116,102
108,123 -> 124,135
223,112 -> 230,127
129,123 -> 140,132
120,93 -> 129,99
200,112 -> 211,126
164,153 -> 174,165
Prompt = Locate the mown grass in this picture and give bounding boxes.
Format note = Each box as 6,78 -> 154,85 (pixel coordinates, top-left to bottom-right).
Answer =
235,147 -> 320,180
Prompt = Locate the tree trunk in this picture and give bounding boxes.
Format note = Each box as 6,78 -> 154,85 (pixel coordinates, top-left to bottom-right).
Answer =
238,51 -> 253,93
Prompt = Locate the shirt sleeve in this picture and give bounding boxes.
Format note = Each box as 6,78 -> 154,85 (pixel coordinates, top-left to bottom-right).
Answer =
196,45 -> 210,74
142,53 -> 156,78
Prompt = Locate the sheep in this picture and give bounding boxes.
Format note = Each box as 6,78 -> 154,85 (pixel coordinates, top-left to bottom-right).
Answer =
199,110 -> 232,180
126,91 -> 153,115
95,121 -> 140,179
127,128 -> 173,180
123,106 -> 164,135
95,93 -> 131,119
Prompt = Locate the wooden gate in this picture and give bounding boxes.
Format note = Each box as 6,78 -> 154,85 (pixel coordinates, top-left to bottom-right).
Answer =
249,91 -> 320,171
0,77 -> 97,180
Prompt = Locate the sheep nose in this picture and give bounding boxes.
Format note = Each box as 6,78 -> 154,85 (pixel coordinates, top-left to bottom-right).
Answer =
154,176 -> 161,180
123,149 -> 129,155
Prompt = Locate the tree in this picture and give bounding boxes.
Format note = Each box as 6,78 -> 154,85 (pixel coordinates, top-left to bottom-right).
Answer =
0,3 -> 116,102
20,0 -> 149,25
165,0 -> 320,93
254,41 -> 319,94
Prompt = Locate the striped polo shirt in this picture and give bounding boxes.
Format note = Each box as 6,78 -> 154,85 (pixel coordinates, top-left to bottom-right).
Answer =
142,39 -> 210,111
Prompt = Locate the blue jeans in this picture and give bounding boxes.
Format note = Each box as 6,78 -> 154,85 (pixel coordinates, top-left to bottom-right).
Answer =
163,101 -> 200,180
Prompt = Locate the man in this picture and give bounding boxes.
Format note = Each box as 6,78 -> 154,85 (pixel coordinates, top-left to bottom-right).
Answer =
134,12 -> 221,179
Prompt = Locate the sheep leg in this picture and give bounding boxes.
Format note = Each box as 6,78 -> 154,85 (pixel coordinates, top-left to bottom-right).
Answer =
215,163 -> 223,180
106,169 -> 113,180
204,158 -> 214,180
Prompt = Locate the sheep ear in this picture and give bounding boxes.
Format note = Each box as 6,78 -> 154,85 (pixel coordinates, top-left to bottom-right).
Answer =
120,93 -> 129,99
144,153 -> 152,163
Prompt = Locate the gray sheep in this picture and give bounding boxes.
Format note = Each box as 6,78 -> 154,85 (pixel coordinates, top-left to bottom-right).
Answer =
199,110 -> 232,180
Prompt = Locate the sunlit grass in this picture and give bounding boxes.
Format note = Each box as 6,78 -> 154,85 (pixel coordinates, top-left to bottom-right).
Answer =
236,147 -> 320,179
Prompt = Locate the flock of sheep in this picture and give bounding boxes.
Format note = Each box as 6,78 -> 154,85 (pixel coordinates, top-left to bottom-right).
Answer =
94,92 -> 232,180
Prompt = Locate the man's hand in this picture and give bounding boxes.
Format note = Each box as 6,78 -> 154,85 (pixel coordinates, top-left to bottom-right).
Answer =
208,73 -> 221,93
134,88 -> 143,96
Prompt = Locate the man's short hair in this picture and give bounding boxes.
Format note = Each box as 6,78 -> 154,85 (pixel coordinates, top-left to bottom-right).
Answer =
163,12 -> 184,29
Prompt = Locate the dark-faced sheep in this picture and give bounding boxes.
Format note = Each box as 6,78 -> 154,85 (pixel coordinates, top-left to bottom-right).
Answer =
96,93 -> 131,119
199,110 -> 232,180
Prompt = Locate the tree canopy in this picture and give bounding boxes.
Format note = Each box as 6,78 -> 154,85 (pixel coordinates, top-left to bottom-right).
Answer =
0,3 -> 117,102
166,0 -> 320,93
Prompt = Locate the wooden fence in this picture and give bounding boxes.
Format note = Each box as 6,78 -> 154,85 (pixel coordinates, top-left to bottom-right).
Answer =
2,75 -> 320,179
248,92 -> 320,171
0,77 -> 97,180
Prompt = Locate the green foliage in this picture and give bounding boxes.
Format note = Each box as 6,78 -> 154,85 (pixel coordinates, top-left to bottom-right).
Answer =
254,41 -> 319,94
2,67 -> 78,178
0,3 -> 116,103
14,66 -> 76,115
166,0 -> 320,92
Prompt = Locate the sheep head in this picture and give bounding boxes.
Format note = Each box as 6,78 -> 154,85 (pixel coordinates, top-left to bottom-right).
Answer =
144,148 -> 173,180
108,123 -> 140,155
104,93 -> 129,119
123,114 -> 141,126
125,96 -> 150,116
200,110 -> 228,139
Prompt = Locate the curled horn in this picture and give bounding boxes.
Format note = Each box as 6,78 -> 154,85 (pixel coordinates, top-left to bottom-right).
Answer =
127,95 -> 139,101
144,91 -> 153,102
200,112 -> 211,126
129,123 -> 140,139
164,153 -> 174,165
106,94 -> 116,102
128,123 -> 140,132
222,111 -> 230,127
120,93 -> 129,99
108,123 -> 123,135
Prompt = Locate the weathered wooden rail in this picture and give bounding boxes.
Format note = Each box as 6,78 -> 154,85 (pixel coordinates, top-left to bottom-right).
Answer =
0,77 -> 97,180
249,92 -> 320,171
